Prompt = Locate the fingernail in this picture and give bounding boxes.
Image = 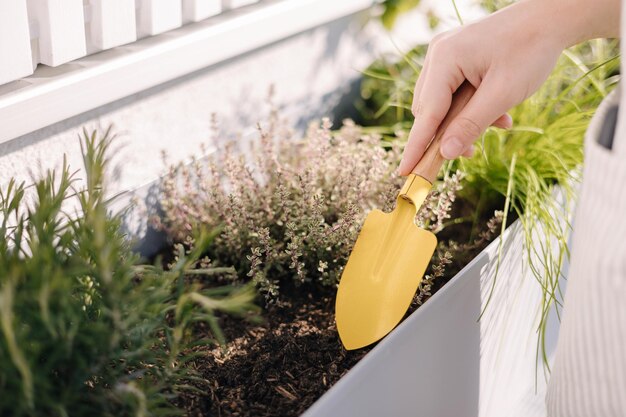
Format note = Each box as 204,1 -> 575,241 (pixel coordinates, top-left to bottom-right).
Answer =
503,113 -> 513,128
441,137 -> 464,159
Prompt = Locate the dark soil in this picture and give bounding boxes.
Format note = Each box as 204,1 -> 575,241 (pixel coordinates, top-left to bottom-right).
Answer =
177,269 -> 475,417
179,285 -> 369,417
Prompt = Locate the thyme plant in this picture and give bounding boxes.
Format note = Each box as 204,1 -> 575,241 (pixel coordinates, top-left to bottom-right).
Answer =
155,109 -> 470,302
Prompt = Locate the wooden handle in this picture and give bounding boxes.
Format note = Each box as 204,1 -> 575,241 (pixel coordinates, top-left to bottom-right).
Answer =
411,81 -> 476,182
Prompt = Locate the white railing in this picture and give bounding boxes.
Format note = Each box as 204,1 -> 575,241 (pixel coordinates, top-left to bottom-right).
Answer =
0,0 -> 376,144
0,0 -> 259,86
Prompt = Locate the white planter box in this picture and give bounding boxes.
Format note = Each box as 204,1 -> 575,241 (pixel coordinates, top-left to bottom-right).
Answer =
304,219 -> 566,417
182,0 -> 222,22
0,1 -> 33,85
135,0 -> 183,38
86,0 -> 137,52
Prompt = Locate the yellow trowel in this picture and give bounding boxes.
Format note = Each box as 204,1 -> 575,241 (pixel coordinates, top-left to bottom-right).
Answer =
336,82 -> 475,350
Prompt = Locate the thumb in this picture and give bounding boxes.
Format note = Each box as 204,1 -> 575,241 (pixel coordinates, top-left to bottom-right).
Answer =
440,79 -> 513,160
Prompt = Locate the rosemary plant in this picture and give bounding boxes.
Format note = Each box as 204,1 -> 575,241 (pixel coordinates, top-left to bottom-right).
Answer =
0,129 -> 257,417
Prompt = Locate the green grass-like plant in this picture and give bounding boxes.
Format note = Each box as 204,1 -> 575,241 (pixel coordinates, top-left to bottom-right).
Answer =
357,39 -> 620,372
380,0 -> 422,30
462,41 -> 619,375
0,129 -> 257,417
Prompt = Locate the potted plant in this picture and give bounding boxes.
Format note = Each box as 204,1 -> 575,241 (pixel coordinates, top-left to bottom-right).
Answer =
151,108 -> 489,415
149,36 -> 618,416
1,23 -> 616,417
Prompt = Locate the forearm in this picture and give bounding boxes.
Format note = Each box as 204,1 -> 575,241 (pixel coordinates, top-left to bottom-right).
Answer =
523,0 -> 620,48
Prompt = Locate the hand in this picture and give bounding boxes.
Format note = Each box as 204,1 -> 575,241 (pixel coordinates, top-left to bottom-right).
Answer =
398,0 -> 620,175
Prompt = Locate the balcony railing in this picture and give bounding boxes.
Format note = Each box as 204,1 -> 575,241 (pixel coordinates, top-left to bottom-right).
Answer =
0,0 -> 376,144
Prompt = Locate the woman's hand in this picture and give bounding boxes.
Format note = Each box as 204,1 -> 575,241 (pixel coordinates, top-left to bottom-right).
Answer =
398,0 -> 620,175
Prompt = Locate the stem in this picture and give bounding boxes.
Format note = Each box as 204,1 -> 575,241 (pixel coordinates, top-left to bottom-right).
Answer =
185,267 -> 237,276
451,0 -> 464,25
478,153 -> 516,321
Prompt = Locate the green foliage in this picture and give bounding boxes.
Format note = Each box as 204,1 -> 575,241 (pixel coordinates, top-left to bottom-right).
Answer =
155,108 -> 475,302
379,0 -> 513,30
480,0 -> 514,13
358,46 -> 427,129
0,129 -> 257,417
358,39 -> 620,367
381,0 -> 421,30
156,115 -> 400,300
426,9 -> 441,30
461,41 -> 620,368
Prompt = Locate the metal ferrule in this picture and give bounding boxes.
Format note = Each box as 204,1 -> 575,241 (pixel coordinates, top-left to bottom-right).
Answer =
398,174 -> 432,209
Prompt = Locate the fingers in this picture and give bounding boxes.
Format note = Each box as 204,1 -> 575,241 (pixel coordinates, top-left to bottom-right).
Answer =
446,117 -> 507,160
399,50 -> 464,175
430,112 -> 509,161
492,113 -> 513,129
462,144 -> 475,158
440,77 -> 514,160
411,47 -> 432,112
